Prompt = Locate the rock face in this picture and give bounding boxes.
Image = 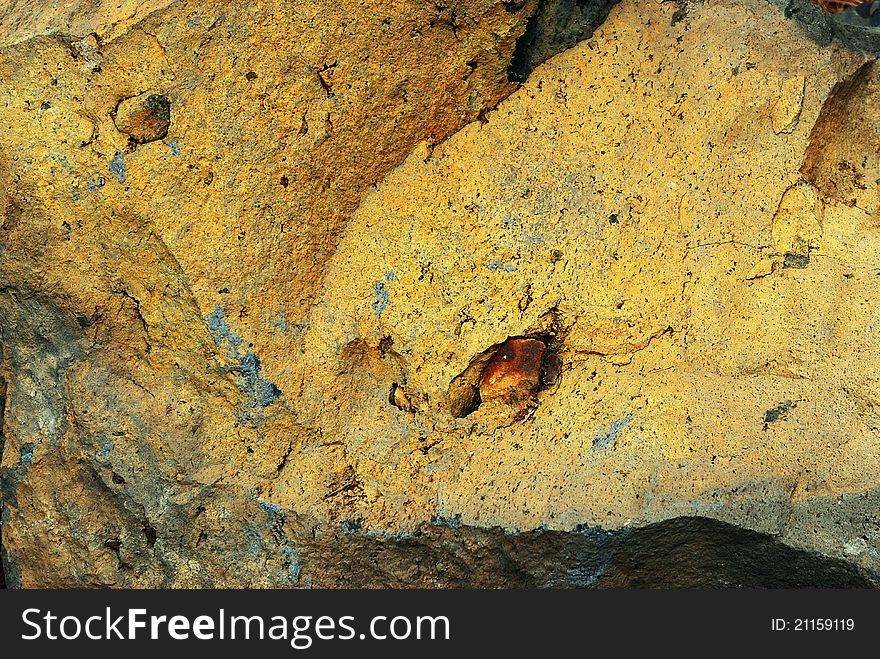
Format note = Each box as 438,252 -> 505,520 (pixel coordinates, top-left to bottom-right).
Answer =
2,0 -> 880,587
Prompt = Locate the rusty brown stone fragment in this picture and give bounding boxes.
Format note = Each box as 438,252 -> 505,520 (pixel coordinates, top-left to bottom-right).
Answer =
113,92 -> 171,144
479,338 -> 548,409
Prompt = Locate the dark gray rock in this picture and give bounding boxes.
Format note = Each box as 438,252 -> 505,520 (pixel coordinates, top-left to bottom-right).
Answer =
508,0 -> 621,82
772,0 -> 880,54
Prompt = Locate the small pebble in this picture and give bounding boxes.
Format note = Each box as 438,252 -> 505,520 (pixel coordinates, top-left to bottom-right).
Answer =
114,92 -> 171,144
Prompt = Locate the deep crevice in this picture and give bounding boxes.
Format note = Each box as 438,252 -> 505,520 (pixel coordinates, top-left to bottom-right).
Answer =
508,0 -> 621,82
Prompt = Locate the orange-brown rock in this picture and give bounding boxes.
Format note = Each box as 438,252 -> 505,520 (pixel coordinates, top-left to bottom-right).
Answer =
113,92 -> 171,144
478,338 -> 552,417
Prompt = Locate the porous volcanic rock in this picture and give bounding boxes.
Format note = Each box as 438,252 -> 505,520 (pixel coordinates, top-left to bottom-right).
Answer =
2,0 -> 879,587
0,0 -> 542,587
295,0 -> 880,577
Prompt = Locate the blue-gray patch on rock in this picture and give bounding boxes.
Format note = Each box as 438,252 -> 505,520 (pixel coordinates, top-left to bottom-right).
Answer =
207,304 -> 241,348
340,518 -> 363,534
258,500 -> 281,516
486,260 -> 518,272
18,442 -> 35,465
269,310 -> 289,333
371,280 -> 389,316
282,544 -> 301,579
97,439 -> 113,460
245,525 -> 265,559
431,513 -> 463,529
232,352 -> 281,407
592,415 -> 633,451
205,306 -> 281,419
109,152 -> 126,183
85,176 -> 105,191
764,400 -> 796,424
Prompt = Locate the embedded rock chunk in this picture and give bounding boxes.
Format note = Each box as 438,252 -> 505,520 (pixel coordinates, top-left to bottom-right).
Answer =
477,337 -> 560,419
480,339 -> 546,405
114,92 -> 171,144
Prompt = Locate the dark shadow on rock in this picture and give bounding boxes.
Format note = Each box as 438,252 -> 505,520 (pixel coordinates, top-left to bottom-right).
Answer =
508,0 -> 621,82
0,373 -> 4,589
301,516 -> 875,588
771,0 -> 880,54
596,517 -> 874,587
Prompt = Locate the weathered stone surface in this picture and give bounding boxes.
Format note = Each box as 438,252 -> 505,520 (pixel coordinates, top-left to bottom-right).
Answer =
0,0 -> 541,587
2,0 -> 880,588
294,0 -> 880,575
0,1 -> 173,48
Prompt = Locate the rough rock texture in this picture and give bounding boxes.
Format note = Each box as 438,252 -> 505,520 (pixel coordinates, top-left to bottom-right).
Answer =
0,0 -> 542,587
507,0 -> 620,82
0,1 -> 174,48
297,0 -> 880,570
2,0 -> 880,587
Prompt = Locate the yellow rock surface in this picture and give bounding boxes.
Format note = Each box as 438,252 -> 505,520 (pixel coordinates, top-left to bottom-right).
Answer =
0,0 -> 173,47
0,0 -> 539,586
296,0 -> 880,560
3,0 -> 880,585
